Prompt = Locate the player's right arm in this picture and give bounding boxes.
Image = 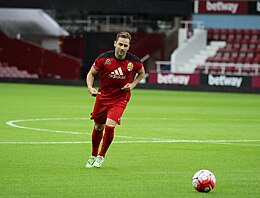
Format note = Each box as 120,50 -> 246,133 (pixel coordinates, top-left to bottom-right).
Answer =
86,66 -> 100,97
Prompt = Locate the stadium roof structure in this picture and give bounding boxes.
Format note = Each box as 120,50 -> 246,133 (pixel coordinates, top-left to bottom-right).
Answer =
0,8 -> 69,38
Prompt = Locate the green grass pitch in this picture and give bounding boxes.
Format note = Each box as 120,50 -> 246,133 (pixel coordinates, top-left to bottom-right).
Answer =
0,82 -> 260,197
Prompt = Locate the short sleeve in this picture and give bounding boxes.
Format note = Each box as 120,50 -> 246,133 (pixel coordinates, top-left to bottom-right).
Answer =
92,58 -> 103,71
135,62 -> 143,72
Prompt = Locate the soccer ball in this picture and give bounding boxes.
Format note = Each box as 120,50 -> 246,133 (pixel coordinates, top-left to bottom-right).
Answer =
192,169 -> 216,193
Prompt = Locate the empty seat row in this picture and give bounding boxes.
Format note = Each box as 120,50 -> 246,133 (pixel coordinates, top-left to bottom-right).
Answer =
216,51 -> 256,58
199,28 -> 260,76
207,28 -> 260,42
195,64 -> 260,76
226,38 -> 260,44
208,29 -> 260,35
218,47 -> 260,54
211,50 -> 260,59
206,56 -> 260,64
0,64 -> 39,78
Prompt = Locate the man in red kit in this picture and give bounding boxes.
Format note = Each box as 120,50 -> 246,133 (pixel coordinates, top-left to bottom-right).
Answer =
86,32 -> 145,168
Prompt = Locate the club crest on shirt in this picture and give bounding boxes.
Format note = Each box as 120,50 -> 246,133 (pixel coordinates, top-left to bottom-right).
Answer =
105,59 -> 111,65
127,62 -> 133,71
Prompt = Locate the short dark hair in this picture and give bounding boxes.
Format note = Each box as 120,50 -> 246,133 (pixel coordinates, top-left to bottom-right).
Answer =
116,32 -> 131,43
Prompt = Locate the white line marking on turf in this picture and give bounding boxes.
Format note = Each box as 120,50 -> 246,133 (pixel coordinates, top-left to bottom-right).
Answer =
4,118 -> 260,146
0,140 -> 260,145
215,142 -> 260,147
5,118 -> 160,139
0,141 -> 90,145
6,118 -> 85,135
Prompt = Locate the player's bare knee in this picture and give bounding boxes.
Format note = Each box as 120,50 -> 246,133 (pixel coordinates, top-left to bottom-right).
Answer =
95,124 -> 104,131
106,118 -> 117,127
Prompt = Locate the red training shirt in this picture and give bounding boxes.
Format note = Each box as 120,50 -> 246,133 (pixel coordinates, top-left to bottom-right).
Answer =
92,50 -> 143,102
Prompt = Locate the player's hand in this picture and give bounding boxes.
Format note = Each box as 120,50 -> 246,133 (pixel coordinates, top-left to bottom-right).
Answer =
88,87 -> 100,97
121,83 -> 133,91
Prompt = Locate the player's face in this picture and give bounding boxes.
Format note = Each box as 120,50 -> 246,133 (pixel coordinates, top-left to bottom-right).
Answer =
114,37 -> 130,60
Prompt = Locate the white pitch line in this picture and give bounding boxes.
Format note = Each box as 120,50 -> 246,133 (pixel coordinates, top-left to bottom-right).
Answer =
0,141 -> 90,145
6,118 -> 85,135
215,142 -> 260,147
0,139 -> 260,145
4,117 -> 260,146
5,118 -> 161,139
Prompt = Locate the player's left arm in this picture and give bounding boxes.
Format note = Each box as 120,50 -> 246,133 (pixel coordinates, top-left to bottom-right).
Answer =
122,66 -> 145,91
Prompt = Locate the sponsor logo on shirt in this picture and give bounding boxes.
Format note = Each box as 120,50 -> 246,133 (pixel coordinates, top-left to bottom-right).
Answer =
105,59 -> 111,65
127,62 -> 133,71
109,67 -> 126,79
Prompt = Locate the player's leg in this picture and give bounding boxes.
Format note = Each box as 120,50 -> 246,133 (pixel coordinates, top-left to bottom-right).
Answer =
86,123 -> 105,168
90,98 -> 107,156
99,104 -> 126,158
93,102 -> 127,168
98,118 -> 116,157
86,98 -> 107,168
93,119 -> 115,168
92,124 -> 105,156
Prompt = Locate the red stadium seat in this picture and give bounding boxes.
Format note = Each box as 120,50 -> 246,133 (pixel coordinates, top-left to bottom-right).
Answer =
225,65 -> 239,75
243,29 -> 251,40
231,51 -> 239,58
228,57 -> 238,63
256,48 -> 260,54
220,29 -> 228,40
208,66 -> 222,74
235,29 -> 243,40
244,57 -> 254,64
220,56 -> 231,63
241,64 -> 257,75
251,29 -> 259,34
212,29 -> 220,40
236,57 -> 246,64
248,43 -> 257,49
251,34 -> 258,41
225,43 -> 233,49
222,52 -> 230,58
246,50 -> 255,57
195,65 -> 206,73
235,29 -> 243,34
227,29 -> 236,40
252,56 -> 260,64
207,29 -> 214,40
206,57 -> 222,62
251,29 -> 260,39
205,28 -> 260,76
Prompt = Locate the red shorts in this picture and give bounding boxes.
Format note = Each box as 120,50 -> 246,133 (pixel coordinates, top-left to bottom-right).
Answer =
90,97 -> 128,125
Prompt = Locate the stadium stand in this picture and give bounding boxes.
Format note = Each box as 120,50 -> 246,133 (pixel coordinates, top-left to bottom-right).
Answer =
195,28 -> 260,76
0,61 -> 39,78
0,31 -> 81,79
0,9 -> 81,80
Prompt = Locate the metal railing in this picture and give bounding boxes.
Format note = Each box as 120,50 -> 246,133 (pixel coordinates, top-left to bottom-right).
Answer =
58,15 -> 176,33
